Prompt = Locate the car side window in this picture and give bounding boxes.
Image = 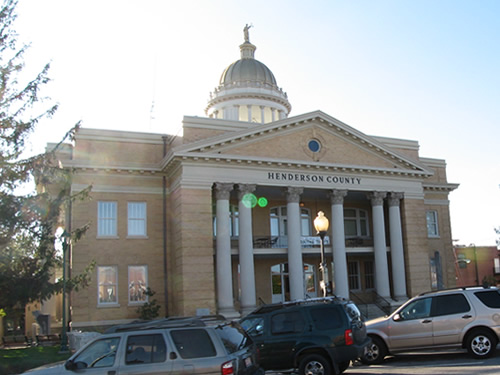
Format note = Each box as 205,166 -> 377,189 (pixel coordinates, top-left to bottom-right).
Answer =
399,297 -> 432,320
125,334 -> 166,365
474,290 -> 500,308
271,311 -> 305,334
73,337 -> 120,368
170,329 -> 217,358
432,294 -> 470,316
310,306 -> 344,330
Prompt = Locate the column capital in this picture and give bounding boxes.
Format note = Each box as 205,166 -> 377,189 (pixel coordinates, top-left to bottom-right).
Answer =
388,192 -> 404,207
214,182 -> 233,200
368,191 -> 387,206
328,190 -> 348,205
237,184 -> 256,200
284,187 -> 303,203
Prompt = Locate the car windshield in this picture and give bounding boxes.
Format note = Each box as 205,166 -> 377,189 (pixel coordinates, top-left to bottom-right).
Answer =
216,323 -> 251,354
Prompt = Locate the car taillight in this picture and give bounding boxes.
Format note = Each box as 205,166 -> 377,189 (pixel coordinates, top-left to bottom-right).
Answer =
345,329 -> 354,346
221,360 -> 234,375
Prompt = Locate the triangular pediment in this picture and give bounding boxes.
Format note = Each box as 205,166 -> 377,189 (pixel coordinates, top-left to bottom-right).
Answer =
166,111 -> 433,177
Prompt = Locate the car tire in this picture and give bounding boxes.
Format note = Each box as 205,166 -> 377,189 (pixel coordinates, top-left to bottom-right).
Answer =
337,360 -> 350,373
298,354 -> 332,375
361,336 -> 387,365
466,329 -> 497,359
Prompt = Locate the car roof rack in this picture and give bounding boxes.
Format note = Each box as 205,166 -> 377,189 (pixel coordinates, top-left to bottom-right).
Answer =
105,315 -> 227,333
417,285 -> 497,297
249,296 -> 347,314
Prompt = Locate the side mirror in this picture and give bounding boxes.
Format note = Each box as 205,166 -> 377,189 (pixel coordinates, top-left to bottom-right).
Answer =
64,360 -> 75,371
393,313 -> 402,322
255,325 -> 264,335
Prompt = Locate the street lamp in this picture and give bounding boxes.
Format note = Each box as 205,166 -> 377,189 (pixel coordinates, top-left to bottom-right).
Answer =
314,211 -> 329,297
60,230 -> 70,353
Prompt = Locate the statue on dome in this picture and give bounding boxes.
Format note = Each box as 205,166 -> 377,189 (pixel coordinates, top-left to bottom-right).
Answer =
243,23 -> 252,42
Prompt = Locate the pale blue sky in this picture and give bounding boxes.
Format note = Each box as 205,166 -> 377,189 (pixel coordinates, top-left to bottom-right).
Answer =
15,0 -> 500,246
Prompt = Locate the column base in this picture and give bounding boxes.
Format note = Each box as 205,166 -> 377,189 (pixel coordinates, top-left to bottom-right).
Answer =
218,307 -> 240,320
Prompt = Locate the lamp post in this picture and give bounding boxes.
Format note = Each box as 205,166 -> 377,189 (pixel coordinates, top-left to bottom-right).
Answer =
60,230 -> 70,353
314,211 -> 329,297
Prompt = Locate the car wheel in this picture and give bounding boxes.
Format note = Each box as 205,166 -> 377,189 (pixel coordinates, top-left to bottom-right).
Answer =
298,354 -> 332,375
337,360 -> 350,373
361,336 -> 387,365
466,329 -> 497,359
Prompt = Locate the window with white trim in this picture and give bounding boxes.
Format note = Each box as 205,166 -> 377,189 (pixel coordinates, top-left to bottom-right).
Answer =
98,266 -> 118,305
98,201 -> 117,237
213,205 -> 239,237
344,208 -> 369,238
128,265 -> 148,304
426,210 -> 439,237
128,202 -> 147,237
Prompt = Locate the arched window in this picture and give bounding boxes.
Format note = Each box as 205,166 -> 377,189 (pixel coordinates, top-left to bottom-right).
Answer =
271,262 -> 316,303
344,208 -> 369,238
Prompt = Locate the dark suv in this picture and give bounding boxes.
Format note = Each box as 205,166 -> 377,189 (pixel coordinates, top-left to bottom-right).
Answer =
24,316 -> 262,375
240,297 -> 370,375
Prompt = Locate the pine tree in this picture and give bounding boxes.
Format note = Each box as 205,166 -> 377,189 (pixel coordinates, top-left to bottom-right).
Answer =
0,0 -> 93,323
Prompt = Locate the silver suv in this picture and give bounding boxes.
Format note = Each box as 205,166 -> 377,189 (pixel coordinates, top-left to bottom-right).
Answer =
362,286 -> 500,364
23,316 -> 262,375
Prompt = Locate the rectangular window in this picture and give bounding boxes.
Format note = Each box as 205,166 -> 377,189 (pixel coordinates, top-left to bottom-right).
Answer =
170,329 -> 216,358
364,261 -> 375,289
426,210 -> 439,237
129,265 -> 148,304
98,201 -> 117,237
125,334 -> 166,364
128,202 -> 147,237
98,266 -> 118,305
348,261 -> 360,290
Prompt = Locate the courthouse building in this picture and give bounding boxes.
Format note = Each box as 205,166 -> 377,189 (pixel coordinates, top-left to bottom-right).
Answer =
52,28 -> 458,328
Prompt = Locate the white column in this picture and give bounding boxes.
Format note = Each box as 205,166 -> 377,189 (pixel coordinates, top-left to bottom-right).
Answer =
237,184 -> 257,315
329,190 -> 349,299
260,106 -> 265,123
271,108 -> 276,122
214,183 -> 237,317
388,192 -> 407,300
369,192 -> 391,299
247,105 -> 252,122
285,187 -> 304,301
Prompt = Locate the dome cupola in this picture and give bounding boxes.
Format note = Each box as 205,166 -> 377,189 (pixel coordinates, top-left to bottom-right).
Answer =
206,25 -> 291,123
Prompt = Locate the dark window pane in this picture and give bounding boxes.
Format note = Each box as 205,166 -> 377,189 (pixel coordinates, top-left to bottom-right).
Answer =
433,294 -> 470,316
310,306 -> 344,330
170,329 -> 216,358
474,290 -> 500,308
271,311 -> 305,334
126,334 -> 166,365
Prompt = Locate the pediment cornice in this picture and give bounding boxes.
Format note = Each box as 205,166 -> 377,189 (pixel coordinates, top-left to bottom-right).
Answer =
163,111 -> 433,177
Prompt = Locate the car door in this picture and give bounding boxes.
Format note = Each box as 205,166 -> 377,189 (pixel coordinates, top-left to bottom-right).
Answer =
265,310 -> 306,370
168,328 -> 222,375
117,332 -> 172,375
430,293 -> 474,346
387,297 -> 434,350
240,316 -> 273,369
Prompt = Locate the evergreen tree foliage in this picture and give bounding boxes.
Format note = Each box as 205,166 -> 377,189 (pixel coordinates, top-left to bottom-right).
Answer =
0,0 -> 93,315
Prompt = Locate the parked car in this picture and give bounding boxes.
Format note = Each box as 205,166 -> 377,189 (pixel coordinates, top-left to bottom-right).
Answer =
362,286 -> 500,364
240,297 -> 371,375
23,316 -> 262,375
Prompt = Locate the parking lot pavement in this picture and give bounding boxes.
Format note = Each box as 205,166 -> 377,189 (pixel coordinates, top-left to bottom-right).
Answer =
266,348 -> 500,375
344,348 -> 500,374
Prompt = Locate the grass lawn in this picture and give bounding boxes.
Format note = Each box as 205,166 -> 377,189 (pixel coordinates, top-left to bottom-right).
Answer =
0,345 -> 72,374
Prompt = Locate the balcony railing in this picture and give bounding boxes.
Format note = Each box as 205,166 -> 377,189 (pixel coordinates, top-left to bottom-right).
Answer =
217,236 -> 374,249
